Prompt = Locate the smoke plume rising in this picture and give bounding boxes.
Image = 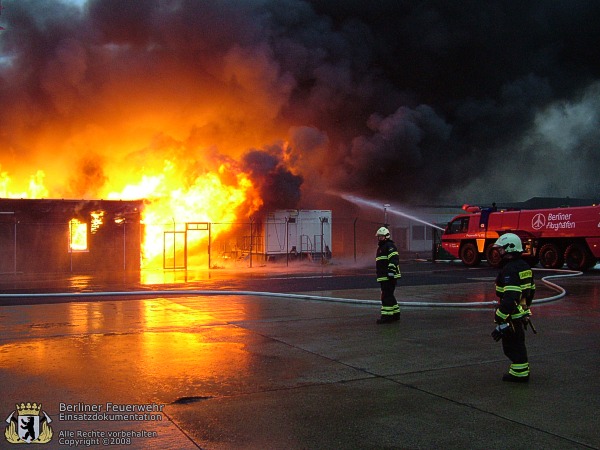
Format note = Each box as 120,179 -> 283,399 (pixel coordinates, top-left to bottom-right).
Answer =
1,0 -> 599,211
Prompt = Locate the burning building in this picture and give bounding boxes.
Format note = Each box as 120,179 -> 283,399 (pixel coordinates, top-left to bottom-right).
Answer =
0,198 -> 142,274
0,197 -> 334,275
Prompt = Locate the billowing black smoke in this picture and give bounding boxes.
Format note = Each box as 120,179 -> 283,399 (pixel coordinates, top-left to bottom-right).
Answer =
242,145 -> 303,212
1,0 -> 599,206
304,0 -> 600,203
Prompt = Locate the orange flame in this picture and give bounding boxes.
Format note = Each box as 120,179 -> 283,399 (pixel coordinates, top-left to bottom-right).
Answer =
0,155 -> 262,269
0,45 -> 297,268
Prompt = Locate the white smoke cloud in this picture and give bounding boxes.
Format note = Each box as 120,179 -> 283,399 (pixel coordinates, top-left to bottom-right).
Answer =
458,81 -> 600,202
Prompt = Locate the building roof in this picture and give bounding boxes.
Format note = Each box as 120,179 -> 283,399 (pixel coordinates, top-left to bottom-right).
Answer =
0,198 -> 143,221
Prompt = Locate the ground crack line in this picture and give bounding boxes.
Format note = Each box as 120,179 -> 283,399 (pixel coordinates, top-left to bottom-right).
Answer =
384,376 -> 598,449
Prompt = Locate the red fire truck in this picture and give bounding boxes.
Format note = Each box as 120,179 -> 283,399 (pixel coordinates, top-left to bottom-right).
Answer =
441,204 -> 600,270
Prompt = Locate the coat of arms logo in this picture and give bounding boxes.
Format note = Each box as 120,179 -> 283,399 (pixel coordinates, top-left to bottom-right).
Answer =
5,402 -> 53,444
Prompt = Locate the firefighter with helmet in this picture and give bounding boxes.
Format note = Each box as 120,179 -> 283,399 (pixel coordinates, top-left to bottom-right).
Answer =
375,226 -> 401,324
491,233 -> 536,382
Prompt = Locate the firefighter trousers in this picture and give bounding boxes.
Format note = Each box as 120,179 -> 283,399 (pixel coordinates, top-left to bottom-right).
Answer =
380,279 -> 400,317
501,320 -> 529,377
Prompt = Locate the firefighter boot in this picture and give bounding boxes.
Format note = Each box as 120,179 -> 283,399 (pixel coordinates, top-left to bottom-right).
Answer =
376,315 -> 395,324
502,373 -> 529,383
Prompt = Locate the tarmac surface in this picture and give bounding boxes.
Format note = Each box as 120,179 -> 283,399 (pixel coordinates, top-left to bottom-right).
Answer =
1,262 -> 599,449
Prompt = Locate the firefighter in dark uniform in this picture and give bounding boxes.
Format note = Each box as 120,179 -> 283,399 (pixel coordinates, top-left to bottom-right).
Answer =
491,233 -> 536,382
375,227 -> 401,324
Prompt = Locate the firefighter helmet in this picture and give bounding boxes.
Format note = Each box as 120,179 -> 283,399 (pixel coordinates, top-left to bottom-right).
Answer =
494,233 -> 523,252
375,227 -> 390,238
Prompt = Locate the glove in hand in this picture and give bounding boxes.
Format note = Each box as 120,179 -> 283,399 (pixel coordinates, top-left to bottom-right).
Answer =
491,323 -> 512,341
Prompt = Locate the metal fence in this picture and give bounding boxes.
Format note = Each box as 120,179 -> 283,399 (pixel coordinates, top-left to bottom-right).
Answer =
0,216 -> 449,274
0,220 -> 141,274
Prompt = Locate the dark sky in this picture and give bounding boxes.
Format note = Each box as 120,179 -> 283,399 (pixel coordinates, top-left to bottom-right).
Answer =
1,0 -> 599,210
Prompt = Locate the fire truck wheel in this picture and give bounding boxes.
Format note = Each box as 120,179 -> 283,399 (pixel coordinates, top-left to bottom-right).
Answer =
564,243 -> 593,271
539,243 -> 564,269
460,242 -> 481,267
485,245 -> 502,268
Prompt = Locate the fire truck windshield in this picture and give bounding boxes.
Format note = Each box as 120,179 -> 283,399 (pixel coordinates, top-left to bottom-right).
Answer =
446,217 -> 469,234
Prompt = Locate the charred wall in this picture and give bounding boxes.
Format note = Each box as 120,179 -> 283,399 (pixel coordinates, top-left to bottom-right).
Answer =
0,199 -> 143,274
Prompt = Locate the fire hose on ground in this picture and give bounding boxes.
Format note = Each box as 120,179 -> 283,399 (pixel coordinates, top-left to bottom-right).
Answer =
0,268 -> 584,308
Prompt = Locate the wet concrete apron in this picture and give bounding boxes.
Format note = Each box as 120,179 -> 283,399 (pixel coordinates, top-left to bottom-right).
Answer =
1,269 -> 599,449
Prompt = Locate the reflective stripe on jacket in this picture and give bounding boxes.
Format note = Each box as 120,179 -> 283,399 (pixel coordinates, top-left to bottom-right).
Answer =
376,239 -> 402,282
494,257 -> 535,323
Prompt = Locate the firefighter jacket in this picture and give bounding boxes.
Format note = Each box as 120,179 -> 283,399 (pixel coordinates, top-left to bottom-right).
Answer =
494,256 -> 536,324
376,238 -> 402,282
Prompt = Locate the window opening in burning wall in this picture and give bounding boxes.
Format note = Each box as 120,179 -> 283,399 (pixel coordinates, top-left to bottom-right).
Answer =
90,210 -> 105,234
69,218 -> 88,252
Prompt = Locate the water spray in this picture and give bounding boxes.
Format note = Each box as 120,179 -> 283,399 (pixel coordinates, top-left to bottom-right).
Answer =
336,192 -> 445,231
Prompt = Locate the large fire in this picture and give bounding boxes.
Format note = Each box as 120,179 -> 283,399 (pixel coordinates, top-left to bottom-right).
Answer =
0,155 -> 263,269
0,39 -> 298,270
0,1 -> 315,271
104,157 -> 263,267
